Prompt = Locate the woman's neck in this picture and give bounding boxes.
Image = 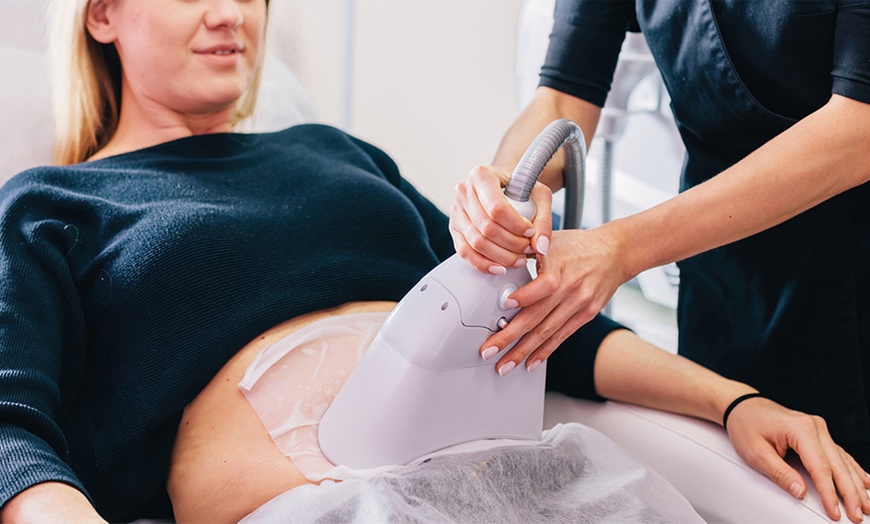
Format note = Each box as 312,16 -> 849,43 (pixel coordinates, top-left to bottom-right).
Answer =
88,94 -> 236,162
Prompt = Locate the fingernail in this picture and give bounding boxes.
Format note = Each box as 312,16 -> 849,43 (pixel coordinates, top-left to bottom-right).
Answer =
527,359 -> 542,373
488,265 -> 506,275
787,482 -> 803,498
504,298 -> 519,309
514,258 -> 527,268
523,245 -> 535,255
523,228 -> 535,238
498,361 -> 516,376
855,507 -> 862,521
536,236 -> 549,256
481,346 -> 499,360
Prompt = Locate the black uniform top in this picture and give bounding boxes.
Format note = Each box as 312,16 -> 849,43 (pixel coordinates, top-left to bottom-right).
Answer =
541,0 -> 870,461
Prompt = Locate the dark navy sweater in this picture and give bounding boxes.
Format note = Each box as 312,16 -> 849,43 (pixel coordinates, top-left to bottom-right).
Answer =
0,125 -> 617,520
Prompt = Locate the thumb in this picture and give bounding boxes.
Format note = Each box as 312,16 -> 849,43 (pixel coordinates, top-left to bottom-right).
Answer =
528,182 -> 553,256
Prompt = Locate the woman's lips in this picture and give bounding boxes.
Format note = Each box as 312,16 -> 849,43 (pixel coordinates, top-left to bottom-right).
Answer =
194,45 -> 244,66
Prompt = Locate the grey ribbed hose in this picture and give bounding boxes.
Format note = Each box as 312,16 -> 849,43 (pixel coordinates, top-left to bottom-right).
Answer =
599,139 -> 613,226
504,119 -> 586,229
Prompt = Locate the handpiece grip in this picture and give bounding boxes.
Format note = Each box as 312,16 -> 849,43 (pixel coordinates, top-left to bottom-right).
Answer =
506,197 -> 536,221
504,119 -> 586,230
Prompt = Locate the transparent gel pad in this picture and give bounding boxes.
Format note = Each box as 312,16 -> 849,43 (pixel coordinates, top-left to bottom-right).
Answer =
239,312 -> 387,479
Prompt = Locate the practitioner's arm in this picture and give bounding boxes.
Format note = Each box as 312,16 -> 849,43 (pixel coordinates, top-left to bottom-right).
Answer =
1,482 -> 106,524
592,329 -> 870,524
460,94 -> 870,376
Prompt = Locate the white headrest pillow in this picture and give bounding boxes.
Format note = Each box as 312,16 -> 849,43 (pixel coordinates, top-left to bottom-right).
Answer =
0,0 -> 318,185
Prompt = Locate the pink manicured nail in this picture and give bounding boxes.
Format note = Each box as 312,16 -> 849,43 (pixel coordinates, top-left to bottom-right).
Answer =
523,245 -> 535,255
503,298 -> 519,309
523,228 -> 535,238
536,236 -> 549,256
488,265 -> 507,275
514,258 -> 527,268
527,359 -> 542,373
498,361 -> 516,376
481,346 -> 499,360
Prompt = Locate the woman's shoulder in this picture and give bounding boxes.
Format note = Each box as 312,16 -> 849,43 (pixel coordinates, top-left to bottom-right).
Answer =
267,123 -> 361,148
264,124 -> 399,173
0,161 -> 142,215
0,166 -> 86,231
2,160 -> 130,190
1,164 -> 79,197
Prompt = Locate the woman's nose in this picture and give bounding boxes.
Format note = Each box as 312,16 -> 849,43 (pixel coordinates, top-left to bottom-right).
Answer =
203,0 -> 245,30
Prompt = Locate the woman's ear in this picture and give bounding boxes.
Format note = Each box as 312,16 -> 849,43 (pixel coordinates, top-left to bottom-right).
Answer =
85,0 -> 118,44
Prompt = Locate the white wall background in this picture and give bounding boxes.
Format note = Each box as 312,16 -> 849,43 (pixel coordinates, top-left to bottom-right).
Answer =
268,0 -> 526,212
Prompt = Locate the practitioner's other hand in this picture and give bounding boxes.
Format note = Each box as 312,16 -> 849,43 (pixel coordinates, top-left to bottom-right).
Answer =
727,397 -> 870,523
482,226 -> 629,376
449,165 -> 553,275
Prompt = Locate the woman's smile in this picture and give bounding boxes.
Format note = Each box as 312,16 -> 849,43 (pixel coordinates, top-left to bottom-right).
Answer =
194,43 -> 245,67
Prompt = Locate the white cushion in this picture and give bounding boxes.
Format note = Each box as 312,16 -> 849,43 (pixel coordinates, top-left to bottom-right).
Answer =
544,393 -> 835,522
0,0 -> 54,183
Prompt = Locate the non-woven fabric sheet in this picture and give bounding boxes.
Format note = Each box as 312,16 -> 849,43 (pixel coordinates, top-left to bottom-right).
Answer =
241,422 -> 704,523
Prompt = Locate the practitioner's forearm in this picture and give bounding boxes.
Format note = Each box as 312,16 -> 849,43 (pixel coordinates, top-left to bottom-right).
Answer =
609,94 -> 870,280
592,329 -> 754,426
492,87 -> 601,191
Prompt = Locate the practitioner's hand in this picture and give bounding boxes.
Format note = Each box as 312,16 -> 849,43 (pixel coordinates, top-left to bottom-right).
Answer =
726,397 -> 870,523
483,226 -> 630,375
449,165 -> 554,274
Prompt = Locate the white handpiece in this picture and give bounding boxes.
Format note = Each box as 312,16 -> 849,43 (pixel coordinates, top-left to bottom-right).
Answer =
318,120 -> 586,470
506,196 -> 536,221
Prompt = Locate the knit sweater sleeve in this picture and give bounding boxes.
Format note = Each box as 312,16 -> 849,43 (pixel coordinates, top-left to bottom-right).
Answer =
546,313 -> 627,402
0,172 -> 91,507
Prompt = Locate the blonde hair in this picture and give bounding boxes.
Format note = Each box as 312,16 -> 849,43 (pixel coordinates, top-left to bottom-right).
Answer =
47,0 -> 269,166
